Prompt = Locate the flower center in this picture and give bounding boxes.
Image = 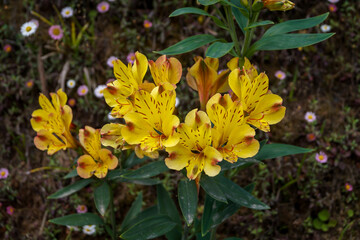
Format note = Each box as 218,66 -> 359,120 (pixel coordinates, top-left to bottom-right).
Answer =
1,172 -> 5,176
66,11 -> 70,14
101,5 -> 107,10
52,28 -> 60,35
319,155 -> 324,160
26,26 -> 32,32
308,115 -> 313,119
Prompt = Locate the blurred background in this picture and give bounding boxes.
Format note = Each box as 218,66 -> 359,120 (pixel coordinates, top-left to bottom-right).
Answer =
0,0 -> 359,239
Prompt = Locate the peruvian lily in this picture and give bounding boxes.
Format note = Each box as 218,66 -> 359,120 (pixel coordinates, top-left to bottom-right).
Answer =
206,93 -> 259,163
165,109 -> 223,180
186,57 -> 230,110
228,59 -> 286,132
31,89 -> 77,155
149,55 -> 182,89
121,87 -> 180,155
103,51 -> 153,118
77,126 -> 118,178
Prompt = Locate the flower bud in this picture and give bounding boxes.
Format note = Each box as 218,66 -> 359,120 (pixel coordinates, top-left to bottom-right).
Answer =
252,0 -> 264,12
263,0 -> 295,11
240,0 -> 248,7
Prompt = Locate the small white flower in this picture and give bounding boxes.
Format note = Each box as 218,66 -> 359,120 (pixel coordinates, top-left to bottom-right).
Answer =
304,112 -> 316,123
108,112 -> 116,120
94,85 -> 107,98
61,7 -> 74,18
107,56 -> 118,67
67,79 -> 76,89
20,21 -> 38,37
275,70 -> 286,80
67,226 -> 80,231
83,225 -> 96,235
175,97 -> 180,107
328,0 -> 339,3
320,24 -> 331,33
108,0 -> 115,2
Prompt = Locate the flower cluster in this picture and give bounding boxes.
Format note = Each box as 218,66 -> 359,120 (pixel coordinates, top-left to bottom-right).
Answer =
101,52 -> 285,180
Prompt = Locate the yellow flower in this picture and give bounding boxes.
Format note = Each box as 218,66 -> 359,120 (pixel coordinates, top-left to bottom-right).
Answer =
149,55 -> 182,88
103,51 -> 153,118
77,126 -> 118,178
31,89 -> 77,155
262,0 -> 295,11
165,109 -> 223,180
121,87 -> 180,155
228,58 -> 286,132
206,93 -> 259,163
186,57 -> 230,110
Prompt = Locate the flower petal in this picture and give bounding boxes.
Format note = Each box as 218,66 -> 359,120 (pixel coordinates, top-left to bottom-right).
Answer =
165,145 -> 194,171
100,123 -> 125,149
132,51 -> 148,85
34,130 -> 67,155
77,155 -> 97,179
99,148 -> 118,170
79,126 -> 101,160
203,146 -> 222,177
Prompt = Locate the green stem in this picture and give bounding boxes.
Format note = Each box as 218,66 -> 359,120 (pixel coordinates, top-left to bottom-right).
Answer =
182,224 -> 189,240
225,6 -> 241,56
109,182 -> 116,240
241,11 -> 259,58
210,227 -> 217,240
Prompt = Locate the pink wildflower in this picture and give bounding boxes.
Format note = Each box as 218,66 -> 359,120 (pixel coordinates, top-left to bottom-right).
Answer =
76,205 -> 88,213
0,168 -> 9,179
328,4 -> 337,12
77,85 -> 89,96
97,1 -> 110,13
315,151 -> 328,163
6,206 -> 14,215
275,70 -> 286,80
143,20 -> 153,28
3,44 -> 12,53
48,25 -> 64,40
306,133 -> 316,142
126,52 -> 136,64
345,183 -> 353,192
107,56 -> 118,67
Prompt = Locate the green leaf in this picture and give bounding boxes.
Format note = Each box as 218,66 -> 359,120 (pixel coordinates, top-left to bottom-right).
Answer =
215,175 -> 269,210
155,34 -> 218,55
49,213 -> 104,226
211,16 -> 229,30
200,175 -> 227,203
178,180 -> 198,226
321,223 -> 329,232
244,182 -> 255,193
206,42 -> 234,58
231,6 -> 248,34
63,169 -> 78,179
318,209 -> 330,222
156,185 -> 182,240
120,178 -> 162,185
245,20 -> 274,30
157,185 -> 182,224
254,143 -> 313,161
220,158 -> 261,171
94,182 -> 110,216
247,33 -> 334,56
263,13 -> 329,37
107,169 -> 129,180
124,152 -> 148,169
170,7 -> 211,17
122,206 -> 158,232
48,179 -> 94,199
198,0 -> 221,5
120,192 -> 143,232
201,194 -> 215,236
347,209 -> 354,218
328,219 -> 337,227
313,218 -> 322,230
120,215 -> 176,240
210,200 -> 239,228
123,161 -> 168,179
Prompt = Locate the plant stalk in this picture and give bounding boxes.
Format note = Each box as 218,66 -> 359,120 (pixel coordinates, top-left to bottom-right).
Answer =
225,6 -> 241,56
109,181 -> 117,240
182,224 -> 189,240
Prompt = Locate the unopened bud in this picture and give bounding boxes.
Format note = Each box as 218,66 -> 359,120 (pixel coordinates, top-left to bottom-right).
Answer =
263,0 -> 295,11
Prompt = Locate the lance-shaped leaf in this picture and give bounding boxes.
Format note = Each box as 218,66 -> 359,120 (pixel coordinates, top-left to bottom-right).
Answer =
170,7 -> 211,17
120,215 -> 176,240
49,213 -> 104,226
245,20 -> 274,30
214,175 -> 269,210
94,182 -> 110,216
254,143 -> 313,161
206,42 -> 234,58
120,192 -> 143,232
63,169 -> 78,179
155,34 -> 218,55
263,12 -> 330,37
124,152 -> 148,169
198,0 -> 221,5
122,161 -> 168,179
48,179 -> 94,199
246,33 -> 334,57
178,180 -> 198,226
200,175 -> 227,203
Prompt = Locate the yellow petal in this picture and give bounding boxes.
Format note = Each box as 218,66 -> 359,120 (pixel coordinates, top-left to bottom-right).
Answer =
228,68 -> 242,100
186,152 -> 204,180
226,124 -> 259,159
99,148 -> 118,170
203,146 -> 222,177
31,109 -> 49,132
56,88 -> 68,106
264,106 -> 286,124
227,57 -> 239,71
162,132 -> 180,148
122,112 -> 153,145
100,123 -> 125,149
132,51 -> 148,85
34,130 -> 67,155
168,57 -> 182,85
61,105 -> 73,131
186,71 -> 198,91
162,115 -> 180,138
113,59 -> 138,90
184,109 -> 210,129
165,145 -> 194,171
77,155 -> 97,179
79,126 -> 101,160
204,57 -> 219,71
39,93 -> 55,113
94,164 -> 109,178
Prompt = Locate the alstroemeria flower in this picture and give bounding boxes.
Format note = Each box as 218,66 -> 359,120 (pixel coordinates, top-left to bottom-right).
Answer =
31,89 -> 77,155
103,51 -> 153,118
228,59 -> 286,132
77,126 -> 118,178
121,87 -> 180,155
186,57 -> 230,110
206,93 -> 260,163
263,0 -> 295,11
165,109 -> 223,180
149,55 -> 182,89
